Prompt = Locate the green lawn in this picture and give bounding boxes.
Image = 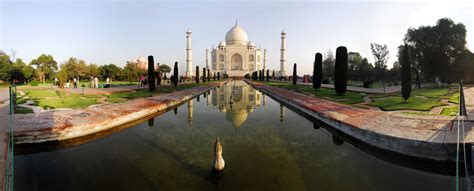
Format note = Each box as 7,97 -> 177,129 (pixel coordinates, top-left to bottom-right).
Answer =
264,82 -> 365,104
15,106 -> 34,114
368,96 -> 446,111
441,105 -> 459,116
25,90 -> 59,98
413,88 -> 450,98
449,93 -> 460,104
38,96 -> 98,109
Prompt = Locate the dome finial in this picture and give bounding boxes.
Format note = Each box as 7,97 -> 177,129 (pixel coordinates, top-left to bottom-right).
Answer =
235,19 -> 238,26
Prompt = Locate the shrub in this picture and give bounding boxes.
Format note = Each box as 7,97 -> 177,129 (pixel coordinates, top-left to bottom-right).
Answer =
195,66 -> 200,84
401,44 -> 411,102
334,46 -> 348,95
393,81 -> 399,86
363,81 -> 372,88
292,63 -> 297,85
148,56 -> 156,91
322,79 -> 330,84
30,80 -> 39,86
313,53 -> 323,89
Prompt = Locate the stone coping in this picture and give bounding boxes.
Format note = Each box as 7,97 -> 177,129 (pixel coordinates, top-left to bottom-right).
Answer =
246,80 -> 472,161
13,81 -> 226,144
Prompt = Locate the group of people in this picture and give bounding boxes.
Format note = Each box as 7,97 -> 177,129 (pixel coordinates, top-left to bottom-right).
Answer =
53,76 -> 111,88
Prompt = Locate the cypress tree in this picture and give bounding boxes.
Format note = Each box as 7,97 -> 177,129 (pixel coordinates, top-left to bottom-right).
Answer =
261,69 -> 265,81
292,63 -> 297,85
314,53 -> 323,89
147,56 -> 156,92
217,72 -> 220,80
195,66 -> 200,84
266,69 -> 270,82
173,61 -> 178,87
272,70 -> 275,79
401,44 -> 411,102
203,67 -> 206,83
207,69 -> 211,82
334,46 -> 348,95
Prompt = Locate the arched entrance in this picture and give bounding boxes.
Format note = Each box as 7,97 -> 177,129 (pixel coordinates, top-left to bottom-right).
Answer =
231,53 -> 243,70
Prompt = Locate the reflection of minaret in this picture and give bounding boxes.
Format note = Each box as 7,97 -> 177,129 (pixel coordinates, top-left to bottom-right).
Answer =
280,30 -> 287,76
186,29 -> 193,77
263,94 -> 266,106
207,91 -> 211,106
188,100 -> 193,124
280,104 -> 285,122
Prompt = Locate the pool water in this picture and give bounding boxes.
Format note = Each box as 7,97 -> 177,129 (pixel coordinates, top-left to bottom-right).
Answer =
15,80 -> 455,190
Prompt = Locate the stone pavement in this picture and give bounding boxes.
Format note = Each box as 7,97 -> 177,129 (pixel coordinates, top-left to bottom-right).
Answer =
13,81 -> 226,144
0,88 -> 10,191
246,80 -> 472,161
464,87 -> 474,120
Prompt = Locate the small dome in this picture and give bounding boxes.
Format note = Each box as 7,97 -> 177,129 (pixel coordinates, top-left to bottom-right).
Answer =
218,40 -> 226,47
225,22 -> 249,46
247,41 -> 255,47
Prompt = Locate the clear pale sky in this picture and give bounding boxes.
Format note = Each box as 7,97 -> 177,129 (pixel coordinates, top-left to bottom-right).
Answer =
1,0 -> 473,75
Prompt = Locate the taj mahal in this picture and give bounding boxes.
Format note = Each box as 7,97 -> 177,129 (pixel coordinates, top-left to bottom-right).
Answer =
185,21 -> 288,77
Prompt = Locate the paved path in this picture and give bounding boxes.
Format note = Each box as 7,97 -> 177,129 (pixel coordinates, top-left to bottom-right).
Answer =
247,80 -> 472,161
0,88 -> 10,191
13,81 -> 226,144
271,80 -> 402,94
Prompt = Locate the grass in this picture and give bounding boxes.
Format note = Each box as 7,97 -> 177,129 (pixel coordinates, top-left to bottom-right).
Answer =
38,96 -> 98,109
368,96 -> 446,111
441,105 -> 459,116
449,93 -> 460,104
413,88 -> 450,98
264,81 -> 365,104
25,90 -> 59,98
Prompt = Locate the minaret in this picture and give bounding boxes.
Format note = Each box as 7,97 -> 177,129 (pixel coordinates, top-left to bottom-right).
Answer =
186,29 -> 193,77
263,49 -> 267,71
206,49 -> 210,71
188,100 -> 193,124
280,30 -> 287,76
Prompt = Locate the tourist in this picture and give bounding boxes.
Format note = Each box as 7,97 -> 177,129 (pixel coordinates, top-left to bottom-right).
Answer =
90,76 -> 95,88
54,77 -> 59,87
94,76 -> 99,88
140,75 -> 145,87
105,77 -> 110,88
73,77 -> 78,89
66,79 -> 70,88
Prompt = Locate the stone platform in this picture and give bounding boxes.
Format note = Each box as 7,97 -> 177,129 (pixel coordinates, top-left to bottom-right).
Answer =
246,80 -> 473,162
13,82 -> 226,144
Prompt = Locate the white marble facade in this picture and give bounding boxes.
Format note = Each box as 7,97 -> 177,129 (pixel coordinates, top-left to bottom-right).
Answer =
211,22 -> 262,77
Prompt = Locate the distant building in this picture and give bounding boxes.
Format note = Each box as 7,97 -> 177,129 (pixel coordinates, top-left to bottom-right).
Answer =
130,56 -> 158,70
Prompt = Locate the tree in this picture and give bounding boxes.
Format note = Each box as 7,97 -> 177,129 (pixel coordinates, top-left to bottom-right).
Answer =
354,58 -> 374,81
30,54 -> 58,82
22,64 -> 35,83
292,63 -> 297,85
57,68 -> 68,88
207,69 -> 210,82
322,50 -> 335,81
87,63 -> 100,78
0,52 -> 12,82
348,52 -> 362,80
217,72 -> 220,80
173,62 -> 178,86
334,46 -> 348,95
99,64 -> 121,80
387,61 -> 401,82
313,52 -> 323,89
404,18 -> 467,81
195,66 -> 200,83
266,69 -> 269,82
62,57 -> 88,80
10,58 -> 27,83
370,43 -> 389,81
202,67 -> 206,83
158,64 -> 171,78
123,62 -> 139,83
401,44 -> 411,102
148,56 -> 156,91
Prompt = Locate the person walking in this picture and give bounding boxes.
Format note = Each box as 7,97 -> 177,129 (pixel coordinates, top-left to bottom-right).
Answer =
94,76 -> 99,88
90,76 -> 95,88
105,77 -> 110,88
73,77 -> 78,89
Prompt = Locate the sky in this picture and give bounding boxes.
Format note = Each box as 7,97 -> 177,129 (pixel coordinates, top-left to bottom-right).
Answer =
1,0 -> 473,75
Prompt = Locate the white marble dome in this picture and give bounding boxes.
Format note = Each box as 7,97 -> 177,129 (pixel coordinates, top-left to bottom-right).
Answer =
225,23 -> 248,46
247,41 -> 255,47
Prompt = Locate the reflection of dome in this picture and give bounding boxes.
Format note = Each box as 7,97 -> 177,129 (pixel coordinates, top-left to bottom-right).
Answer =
225,23 -> 248,46
225,110 -> 248,128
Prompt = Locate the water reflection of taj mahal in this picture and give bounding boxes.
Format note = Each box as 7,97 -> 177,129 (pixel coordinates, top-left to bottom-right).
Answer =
212,81 -> 263,128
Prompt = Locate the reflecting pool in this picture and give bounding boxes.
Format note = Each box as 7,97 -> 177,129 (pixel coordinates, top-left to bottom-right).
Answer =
15,80 -> 455,190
